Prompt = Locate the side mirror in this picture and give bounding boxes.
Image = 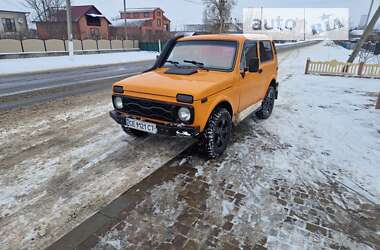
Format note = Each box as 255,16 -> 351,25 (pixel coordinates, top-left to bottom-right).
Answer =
248,58 -> 260,73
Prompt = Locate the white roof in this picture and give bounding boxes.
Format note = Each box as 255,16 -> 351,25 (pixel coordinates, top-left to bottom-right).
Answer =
242,33 -> 272,40
122,8 -> 158,13
230,33 -> 272,40
112,18 -> 152,27
86,13 -> 104,18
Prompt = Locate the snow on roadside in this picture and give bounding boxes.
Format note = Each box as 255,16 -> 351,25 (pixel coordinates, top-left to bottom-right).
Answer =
0,51 -> 158,76
267,41 -> 380,200
0,41 -> 318,76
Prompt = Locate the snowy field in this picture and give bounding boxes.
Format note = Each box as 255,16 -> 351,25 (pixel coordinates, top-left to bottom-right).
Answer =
0,51 -> 158,76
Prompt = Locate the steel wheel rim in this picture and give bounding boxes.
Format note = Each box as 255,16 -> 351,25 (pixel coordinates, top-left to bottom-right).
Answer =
214,115 -> 229,150
263,88 -> 275,114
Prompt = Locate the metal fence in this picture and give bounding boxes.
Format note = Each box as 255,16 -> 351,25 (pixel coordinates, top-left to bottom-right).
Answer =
139,40 -> 167,52
0,39 -> 139,54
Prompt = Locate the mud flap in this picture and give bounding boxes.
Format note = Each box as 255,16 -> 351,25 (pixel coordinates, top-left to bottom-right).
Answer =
275,81 -> 279,99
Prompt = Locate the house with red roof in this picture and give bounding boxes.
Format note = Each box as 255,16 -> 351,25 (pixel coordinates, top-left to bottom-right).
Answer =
36,5 -> 111,40
110,7 -> 171,40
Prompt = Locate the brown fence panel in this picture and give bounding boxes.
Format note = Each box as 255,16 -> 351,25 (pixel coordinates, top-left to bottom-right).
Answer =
111,40 -> 123,50
98,40 -> 111,50
124,40 -> 134,49
0,39 -> 22,53
134,40 -> 139,48
82,40 -> 97,50
46,39 -> 65,52
0,39 -> 138,54
23,39 -> 45,52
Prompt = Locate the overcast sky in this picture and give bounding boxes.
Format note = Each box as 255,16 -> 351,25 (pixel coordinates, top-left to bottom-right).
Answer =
1,0 -> 379,29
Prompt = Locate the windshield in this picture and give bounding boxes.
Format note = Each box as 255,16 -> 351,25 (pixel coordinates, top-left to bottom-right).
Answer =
164,40 -> 238,71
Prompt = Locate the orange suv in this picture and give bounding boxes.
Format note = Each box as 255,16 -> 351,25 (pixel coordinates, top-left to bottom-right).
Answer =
110,34 -> 278,158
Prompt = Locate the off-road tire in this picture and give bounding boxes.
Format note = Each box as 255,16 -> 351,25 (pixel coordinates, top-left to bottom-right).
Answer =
256,85 -> 276,119
201,108 -> 232,159
121,126 -> 148,137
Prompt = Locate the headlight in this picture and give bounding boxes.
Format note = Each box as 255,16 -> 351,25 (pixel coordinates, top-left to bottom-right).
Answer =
178,107 -> 191,122
113,96 -> 123,109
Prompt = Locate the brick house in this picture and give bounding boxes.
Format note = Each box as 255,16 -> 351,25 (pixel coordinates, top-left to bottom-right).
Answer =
36,5 -> 111,40
0,10 -> 29,39
111,7 -> 171,40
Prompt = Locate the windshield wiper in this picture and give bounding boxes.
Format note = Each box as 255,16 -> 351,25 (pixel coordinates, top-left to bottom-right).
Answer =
183,60 -> 209,71
166,60 -> 180,67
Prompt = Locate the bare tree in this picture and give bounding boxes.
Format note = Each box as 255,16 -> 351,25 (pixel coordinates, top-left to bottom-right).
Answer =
202,0 -> 236,33
24,0 -> 65,22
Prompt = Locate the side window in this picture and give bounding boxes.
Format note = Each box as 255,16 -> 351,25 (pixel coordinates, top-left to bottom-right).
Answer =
259,41 -> 273,62
240,41 -> 257,69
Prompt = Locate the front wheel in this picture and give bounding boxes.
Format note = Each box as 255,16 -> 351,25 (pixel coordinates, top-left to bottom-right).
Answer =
256,85 -> 276,119
200,108 -> 232,159
121,126 -> 148,137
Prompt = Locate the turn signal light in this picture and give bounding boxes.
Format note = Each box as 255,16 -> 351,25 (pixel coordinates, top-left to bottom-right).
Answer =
176,94 -> 193,104
113,86 -> 124,93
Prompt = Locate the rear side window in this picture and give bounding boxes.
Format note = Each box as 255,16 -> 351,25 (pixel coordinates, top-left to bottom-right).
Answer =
259,41 -> 273,62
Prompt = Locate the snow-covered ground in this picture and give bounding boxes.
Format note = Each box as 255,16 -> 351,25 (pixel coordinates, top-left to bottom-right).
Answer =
92,42 -> 380,250
1,41 -> 378,249
0,90 -> 193,249
273,41 -> 380,200
0,51 -> 158,76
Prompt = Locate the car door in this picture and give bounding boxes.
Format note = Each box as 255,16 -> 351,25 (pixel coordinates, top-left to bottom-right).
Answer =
238,40 -> 262,112
258,41 -> 276,99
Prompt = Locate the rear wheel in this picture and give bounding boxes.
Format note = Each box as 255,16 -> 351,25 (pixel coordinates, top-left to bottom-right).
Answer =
121,126 -> 148,137
256,85 -> 276,119
201,108 -> 232,159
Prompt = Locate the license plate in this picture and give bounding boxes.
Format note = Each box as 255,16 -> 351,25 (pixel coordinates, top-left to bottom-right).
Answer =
125,118 -> 157,134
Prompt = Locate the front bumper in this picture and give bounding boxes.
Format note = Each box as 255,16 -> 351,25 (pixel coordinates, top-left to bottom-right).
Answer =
109,110 -> 200,137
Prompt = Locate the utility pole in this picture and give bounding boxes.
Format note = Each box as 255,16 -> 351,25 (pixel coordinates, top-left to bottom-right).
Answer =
348,5 -> 380,63
66,0 -> 74,57
123,0 -> 128,41
303,8 -> 306,41
364,0 -> 375,27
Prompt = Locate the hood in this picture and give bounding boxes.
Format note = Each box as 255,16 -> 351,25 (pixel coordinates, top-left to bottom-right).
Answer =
116,69 -> 234,101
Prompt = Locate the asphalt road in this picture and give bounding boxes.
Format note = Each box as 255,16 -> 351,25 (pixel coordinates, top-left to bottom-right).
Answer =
0,60 -> 155,110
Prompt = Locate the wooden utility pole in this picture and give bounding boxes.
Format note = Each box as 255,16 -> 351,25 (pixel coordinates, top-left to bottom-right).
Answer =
66,0 -> 74,56
347,6 -> 380,63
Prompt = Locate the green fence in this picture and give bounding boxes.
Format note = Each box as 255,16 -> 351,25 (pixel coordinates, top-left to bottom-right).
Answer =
139,40 -> 167,52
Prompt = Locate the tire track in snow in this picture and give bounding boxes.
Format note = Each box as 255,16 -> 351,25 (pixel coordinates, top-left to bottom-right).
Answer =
0,90 -> 194,250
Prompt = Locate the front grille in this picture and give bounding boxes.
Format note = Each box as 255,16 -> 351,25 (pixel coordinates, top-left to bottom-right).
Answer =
122,96 -> 178,122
